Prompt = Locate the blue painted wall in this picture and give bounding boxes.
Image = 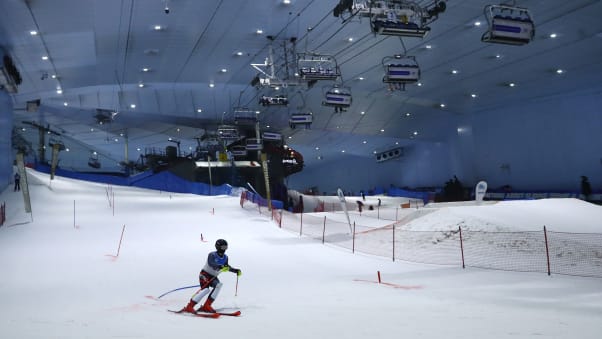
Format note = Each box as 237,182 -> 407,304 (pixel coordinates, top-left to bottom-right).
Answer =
291,91 -> 601,194
0,90 -> 13,191
450,91 -> 602,192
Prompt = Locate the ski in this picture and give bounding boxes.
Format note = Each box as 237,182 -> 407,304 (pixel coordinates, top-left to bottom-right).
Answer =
198,310 -> 241,317
168,309 -> 220,318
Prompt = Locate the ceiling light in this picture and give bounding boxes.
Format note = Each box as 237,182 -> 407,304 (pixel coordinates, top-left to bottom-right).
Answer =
63,102 -> 68,106
508,83 -> 516,87
425,45 -> 432,49
283,0 -> 291,4
138,83 -> 145,88
153,25 -> 164,31
362,140 -> 367,144
556,69 -> 564,74
209,83 -> 215,88
256,29 -> 263,34
30,30 -> 38,36
549,33 -> 557,38
495,54 -> 502,59
142,67 -> 150,72
471,93 -> 477,98
51,74 -> 57,79
380,129 -> 385,133
347,37 -> 354,42
357,77 -> 364,80
114,138 -> 119,142
405,112 -> 411,116
56,89 -> 63,94
136,148 -> 141,152
417,82 -> 423,87
90,128 -> 95,132
288,136 -> 292,139
235,51 -> 244,56
474,21 -> 481,27
42,55 -> 49,60
451,69 -> 458,74
360,111 -> 365,115
197,108 -> 202,113
341,150 -> 346,153
413,131 -> 419,135
315,147 -> 319,150
130,104 -> 136,108
220,68 -> 227,73
440,103 -> 446,108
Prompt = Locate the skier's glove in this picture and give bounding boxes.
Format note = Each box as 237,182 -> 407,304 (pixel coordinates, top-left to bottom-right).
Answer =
219,265 -> 230,273
233,269 -> 242,277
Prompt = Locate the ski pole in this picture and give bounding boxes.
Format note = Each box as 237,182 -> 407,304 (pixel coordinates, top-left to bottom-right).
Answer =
235,275 -> 239,297
157,284 -> 200,299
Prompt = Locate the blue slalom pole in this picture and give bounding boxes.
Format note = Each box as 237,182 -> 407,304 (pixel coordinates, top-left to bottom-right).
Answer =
157,284 -> 200,299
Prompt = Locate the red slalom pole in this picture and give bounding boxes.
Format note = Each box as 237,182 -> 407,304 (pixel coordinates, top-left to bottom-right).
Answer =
377,271 -> 382,284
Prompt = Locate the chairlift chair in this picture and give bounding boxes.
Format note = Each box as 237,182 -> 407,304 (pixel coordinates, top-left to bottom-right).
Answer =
369,0 -> 430,38
230,145 -> 248,157
217,125 -> 239,140
289,113 -> 313,129
245,138 -> 263,151
233,107 -> 258,125
382,55 -> 420,90
259,94 -> 289,106
88,152 -> 101,169
297,53 -> 340,81
262,131 -> 283,142
322,84 -> 352,112
481,4 -> 534,45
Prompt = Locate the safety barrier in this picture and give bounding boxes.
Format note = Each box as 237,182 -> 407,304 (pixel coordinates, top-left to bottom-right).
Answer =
241,199 -> 602,279
0,202 -> 5,226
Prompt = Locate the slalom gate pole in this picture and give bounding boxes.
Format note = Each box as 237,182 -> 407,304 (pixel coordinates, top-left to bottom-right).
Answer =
459,226 -> 465,269
115,224 -> 126,257
543,225 -> 551,276
377,271 -> 382,284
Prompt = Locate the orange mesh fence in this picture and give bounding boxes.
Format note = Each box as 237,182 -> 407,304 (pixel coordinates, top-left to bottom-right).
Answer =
547,231 -> 602,278
240,196 -> 602,278
461,230 -> 548,274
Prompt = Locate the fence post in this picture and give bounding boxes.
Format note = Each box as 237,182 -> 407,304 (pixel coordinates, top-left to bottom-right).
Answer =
459,226 -> 465,269
322,216 -> 326,244
392,223 -> 395,262
543,225 -> 551,276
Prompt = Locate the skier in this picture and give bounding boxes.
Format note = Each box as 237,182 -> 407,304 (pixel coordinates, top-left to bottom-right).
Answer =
13,172 -> 21,192
182,239 -> 241,313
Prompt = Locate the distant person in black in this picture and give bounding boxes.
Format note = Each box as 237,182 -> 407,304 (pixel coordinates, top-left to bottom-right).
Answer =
13,172 -> 20,192
581,176 -> 592,201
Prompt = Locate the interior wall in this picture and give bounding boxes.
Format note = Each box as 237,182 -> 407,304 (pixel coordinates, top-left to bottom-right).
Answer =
0,90 -> 14,191
450,91 -> 602,192
287,141 -> 452,194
